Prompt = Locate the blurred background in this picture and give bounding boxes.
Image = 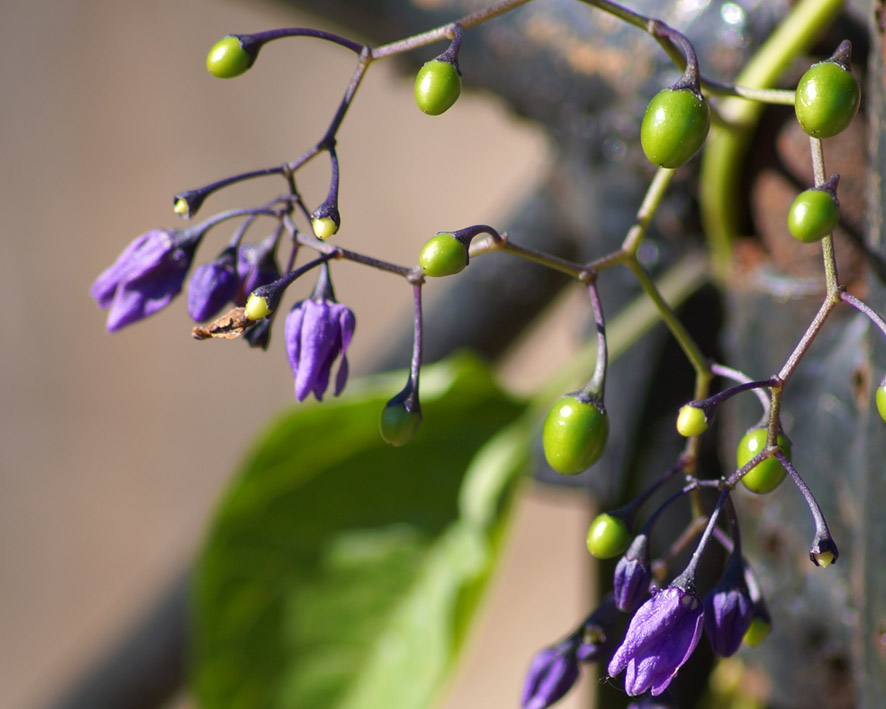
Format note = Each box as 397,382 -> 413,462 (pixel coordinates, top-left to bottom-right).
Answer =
0,0 -> 601,706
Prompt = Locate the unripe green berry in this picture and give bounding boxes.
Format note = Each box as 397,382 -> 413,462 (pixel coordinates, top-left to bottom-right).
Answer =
379,402 -> 422,446
418,233 -> 468,277
542,395 -> 609,475
244,293 -> 272,320
736,427 -> 791,495
414,60 -> 461,116
743,617 -> 770,647
788,188 -> 840,243
876,377 -> 886,423
676,403 -> 708,437
206,36 -> 253,79
640,88 -> 710,169
312,216 -> 339,240
813,550 -> 836,568
795,60 -> 860,139
586,513 -> 630,559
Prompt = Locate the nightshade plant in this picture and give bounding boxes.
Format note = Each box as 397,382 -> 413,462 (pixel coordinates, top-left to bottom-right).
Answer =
89,0 -> 886,706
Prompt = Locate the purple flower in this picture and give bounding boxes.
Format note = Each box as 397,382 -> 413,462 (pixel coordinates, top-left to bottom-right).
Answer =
607,583 -> 704,696
521,644 -> 579,709
285,268 -> 355,401
188,246 -> 238,322
614,534 -> 652,613
703,557 -> 754,657
91,228 -> 200,332
234,232 -> 281,306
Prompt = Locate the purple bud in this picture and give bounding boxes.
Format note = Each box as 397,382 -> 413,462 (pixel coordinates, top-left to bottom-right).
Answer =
576,595 -> 621,662
521,644 -> 580,709
244,317 -> 273,350
188,246 -> 238,322
91,228 -> 200,332
703,556 -> 754,657
607,581 -> 704,696
810,528 -> 839,568
614,534 -> 652,613
285,268 -> 355,402
234,232 -> 281,306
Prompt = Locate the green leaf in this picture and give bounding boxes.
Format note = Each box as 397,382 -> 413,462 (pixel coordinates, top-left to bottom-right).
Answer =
191,354 -> 531,709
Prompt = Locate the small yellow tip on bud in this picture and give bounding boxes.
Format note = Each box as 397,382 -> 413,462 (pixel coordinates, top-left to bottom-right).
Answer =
312,216 -> 339,240
173,198 -> 189,215
244,294 -> 272,321
676,403 -> 708,437
743,617 -> 771,647
814,551 -> 835,568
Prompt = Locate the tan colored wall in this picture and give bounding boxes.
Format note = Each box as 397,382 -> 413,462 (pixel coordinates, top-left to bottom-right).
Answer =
0,0 -> 593,706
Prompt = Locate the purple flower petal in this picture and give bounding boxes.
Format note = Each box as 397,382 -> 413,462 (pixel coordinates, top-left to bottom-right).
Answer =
608,585 -> 703,697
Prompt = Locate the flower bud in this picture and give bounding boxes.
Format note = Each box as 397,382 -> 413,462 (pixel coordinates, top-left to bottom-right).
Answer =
703,556 -> 754,657
614,534 -> 652,613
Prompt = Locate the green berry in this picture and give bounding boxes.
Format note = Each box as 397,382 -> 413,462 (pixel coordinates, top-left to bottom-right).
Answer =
379,402 -> 421,446
676,403 -> 708,437
586,513 -> 630,559
640,88 -> 710,169
788,188 -> 840,243
875,377 -> 886,422
418,233 -> 468,277
206,36 -> 253,79
743,617 -> 770,647
736,427 -> 791,495
542,395 -> 609,475
244,293 -> 272,320
312,216 -> 339,240
795,61 -> 860,139
414,60 -> 461,116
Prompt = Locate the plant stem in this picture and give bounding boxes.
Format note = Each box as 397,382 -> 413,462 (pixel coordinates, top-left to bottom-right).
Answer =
370,0 -> 535,59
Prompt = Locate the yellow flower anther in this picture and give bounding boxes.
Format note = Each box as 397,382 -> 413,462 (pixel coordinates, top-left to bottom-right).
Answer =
244,294 -> 272,321
312,217 -> 339,240
173,198 -> 189,215
814,551 -> 835,568
743,617 -> 771,647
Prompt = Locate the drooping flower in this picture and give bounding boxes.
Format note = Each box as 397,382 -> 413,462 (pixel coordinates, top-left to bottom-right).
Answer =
521,643 -> 580,709
614,534 -> 653,613
188,245 -> 238,322
607,581 -> 704,696
703,554 -> 754,657
284,264 -> 355,401
234,231 -> 281,306
91,228 -> 201,332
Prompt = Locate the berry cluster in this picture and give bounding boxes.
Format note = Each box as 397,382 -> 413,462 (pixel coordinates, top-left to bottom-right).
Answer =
91,0 -> 881,705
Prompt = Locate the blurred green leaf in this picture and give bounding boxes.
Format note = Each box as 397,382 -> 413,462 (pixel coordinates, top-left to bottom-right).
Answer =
191,354 -> 532,709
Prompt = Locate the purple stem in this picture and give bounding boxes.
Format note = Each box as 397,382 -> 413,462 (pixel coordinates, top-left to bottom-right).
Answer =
242,28 -> 364,55
840,291 -> 886,339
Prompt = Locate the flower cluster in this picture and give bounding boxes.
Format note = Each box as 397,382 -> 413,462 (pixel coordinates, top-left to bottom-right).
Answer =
89,1 -> 880,705
92,214 -> 357,402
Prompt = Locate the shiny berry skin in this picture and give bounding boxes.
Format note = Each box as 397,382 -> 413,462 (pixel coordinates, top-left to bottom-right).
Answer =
418,233 -> 468,277
542,395 -> 609,475
414,60 -> 461,116
795,61 -> 860,139
788,188 -> 840,243
736,427 -> 791,495
206,36 -> 253,79
640,88 -> 710,168
586,513 -> 630,559
876,378 -> 886,423
676,403 -> 708,437
379,403 -> 421,446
